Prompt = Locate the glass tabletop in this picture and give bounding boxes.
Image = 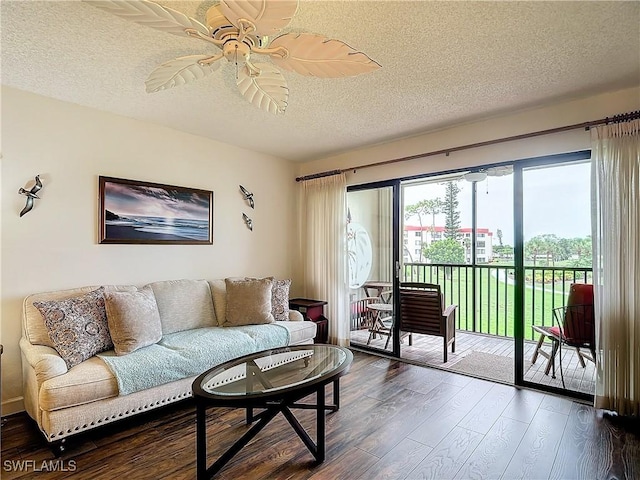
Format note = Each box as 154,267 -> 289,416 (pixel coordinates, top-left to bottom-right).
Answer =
196,345 -> 351,398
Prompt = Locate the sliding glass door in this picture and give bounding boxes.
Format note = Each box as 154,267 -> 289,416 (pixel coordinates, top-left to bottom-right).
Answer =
347,181 -> 399,355
400,171 -> 516,384
518,160 -> 594,397
345,152 -> 594,400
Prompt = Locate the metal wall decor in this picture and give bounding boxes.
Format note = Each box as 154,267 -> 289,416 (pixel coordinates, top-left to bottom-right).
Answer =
240,185 -> 254,231
239,185 -> 254,208
242,213 -> 253,231
18,175 -> 43,217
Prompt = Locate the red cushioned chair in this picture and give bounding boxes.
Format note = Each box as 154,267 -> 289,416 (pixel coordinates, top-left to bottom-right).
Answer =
552,284 -> 595,387
531,283 -> 595,385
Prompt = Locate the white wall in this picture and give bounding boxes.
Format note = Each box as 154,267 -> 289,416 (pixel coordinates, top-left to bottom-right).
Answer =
1,87 -> 298,414
297,87 -> 640,185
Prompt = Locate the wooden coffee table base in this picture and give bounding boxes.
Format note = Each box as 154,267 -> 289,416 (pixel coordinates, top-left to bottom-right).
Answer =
196,379 -> 340,480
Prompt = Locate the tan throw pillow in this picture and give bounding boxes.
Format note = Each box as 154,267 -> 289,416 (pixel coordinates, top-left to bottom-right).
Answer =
271,279 -> 291,321
224,277 -> 275,326
104,286 -> 162,356
208,279 -> 227,326
33,287 -> 113,369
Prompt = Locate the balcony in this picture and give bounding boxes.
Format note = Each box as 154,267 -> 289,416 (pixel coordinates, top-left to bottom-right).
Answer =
350,263 -> 595,395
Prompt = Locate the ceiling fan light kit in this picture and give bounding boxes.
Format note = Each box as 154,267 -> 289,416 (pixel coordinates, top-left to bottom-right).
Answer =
87,0 -> 381,114
463,171 -> 487,183
462,165 -> 514,182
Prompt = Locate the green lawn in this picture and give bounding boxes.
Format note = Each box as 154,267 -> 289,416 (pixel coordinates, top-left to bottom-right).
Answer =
402,266 -> 577,341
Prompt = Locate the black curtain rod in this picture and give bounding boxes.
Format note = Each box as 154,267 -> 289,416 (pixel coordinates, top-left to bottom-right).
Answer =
607,109 -> 640,125
295,109 -> 640,182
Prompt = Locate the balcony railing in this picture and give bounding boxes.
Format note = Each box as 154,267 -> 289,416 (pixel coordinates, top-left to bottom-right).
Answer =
399,263 -> 593,341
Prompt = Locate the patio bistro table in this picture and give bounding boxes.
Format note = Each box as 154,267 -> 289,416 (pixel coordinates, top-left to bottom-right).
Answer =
192,344 -> 353,479
366,303 -> 412,349
362,281 -> 393,302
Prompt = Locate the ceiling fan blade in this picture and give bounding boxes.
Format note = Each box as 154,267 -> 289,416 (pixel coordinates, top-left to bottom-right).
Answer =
145,55 -> 221,93
236,63 -> 288,114
270,33 -> 381,78
85,0 -> 210,38
219,0 -> 298,37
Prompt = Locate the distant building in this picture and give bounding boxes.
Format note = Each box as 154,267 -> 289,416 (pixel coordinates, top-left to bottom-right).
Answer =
403,226 -> 494,263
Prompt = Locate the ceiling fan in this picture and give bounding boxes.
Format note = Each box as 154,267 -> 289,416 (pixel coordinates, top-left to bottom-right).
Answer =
87,0 -> 381,114
463,165 -> 514,182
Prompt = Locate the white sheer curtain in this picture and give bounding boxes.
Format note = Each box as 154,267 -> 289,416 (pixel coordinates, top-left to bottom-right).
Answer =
592,118 -> 640,416
299,173 -> 349,346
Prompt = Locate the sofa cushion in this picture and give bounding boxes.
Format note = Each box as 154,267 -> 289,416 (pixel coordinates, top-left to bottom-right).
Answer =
104,286 -> 163,355
39,356 -> 118,412
277,321 -> 317,345
224,277 -> 275,326
148,279 -> 216,334
33,288 -> 113,369
272,279 -> 291,321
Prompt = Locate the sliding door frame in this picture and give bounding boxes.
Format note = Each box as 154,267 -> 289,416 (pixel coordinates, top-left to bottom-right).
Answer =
347,179 -> 402,357
513,151 -> 593,401
348,150 -> 593,401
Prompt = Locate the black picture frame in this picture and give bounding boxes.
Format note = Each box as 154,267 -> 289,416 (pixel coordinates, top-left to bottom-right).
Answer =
99,176 -> 213,245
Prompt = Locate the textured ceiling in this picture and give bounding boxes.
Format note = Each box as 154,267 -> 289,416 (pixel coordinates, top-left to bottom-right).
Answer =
2,1 -> 639,162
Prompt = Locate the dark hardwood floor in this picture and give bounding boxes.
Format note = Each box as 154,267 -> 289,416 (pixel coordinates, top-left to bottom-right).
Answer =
2,350 -> 639,479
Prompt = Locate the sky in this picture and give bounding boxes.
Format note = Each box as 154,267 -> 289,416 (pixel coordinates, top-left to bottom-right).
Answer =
403,161 -> 592,245
104,181 -> 211,220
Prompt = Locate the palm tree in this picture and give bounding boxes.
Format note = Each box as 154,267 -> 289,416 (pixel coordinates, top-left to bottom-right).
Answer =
540,234 -> 560,266
423,198 -> 443,228
525,236 -> 544,266
405,198 -> 443,262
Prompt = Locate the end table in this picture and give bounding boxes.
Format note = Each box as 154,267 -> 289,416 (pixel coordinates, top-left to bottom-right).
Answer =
289,298 -> 328,343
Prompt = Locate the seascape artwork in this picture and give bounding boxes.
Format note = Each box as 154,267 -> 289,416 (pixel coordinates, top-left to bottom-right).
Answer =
99,177 -> 213,244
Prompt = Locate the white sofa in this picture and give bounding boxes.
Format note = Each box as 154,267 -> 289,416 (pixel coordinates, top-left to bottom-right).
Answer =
19,278 -> 316,452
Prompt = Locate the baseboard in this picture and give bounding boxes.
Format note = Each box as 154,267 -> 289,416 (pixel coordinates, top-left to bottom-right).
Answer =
1,396 -> 25,416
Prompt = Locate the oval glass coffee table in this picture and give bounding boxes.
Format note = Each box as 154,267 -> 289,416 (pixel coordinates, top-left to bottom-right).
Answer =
192,344 -> 353,479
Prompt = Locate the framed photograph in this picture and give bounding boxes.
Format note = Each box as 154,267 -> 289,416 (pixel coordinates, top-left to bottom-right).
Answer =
99,176 -> 213,245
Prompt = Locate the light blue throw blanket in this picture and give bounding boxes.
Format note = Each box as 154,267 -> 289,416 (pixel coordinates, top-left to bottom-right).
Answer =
98,325 -> 290,396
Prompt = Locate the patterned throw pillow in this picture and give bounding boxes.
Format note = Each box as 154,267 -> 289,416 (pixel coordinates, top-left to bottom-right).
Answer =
33,287 -> 113,369
271,279 -> 291,321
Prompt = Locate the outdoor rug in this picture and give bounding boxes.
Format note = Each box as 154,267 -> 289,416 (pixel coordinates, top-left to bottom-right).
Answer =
450,351 -> 514,383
